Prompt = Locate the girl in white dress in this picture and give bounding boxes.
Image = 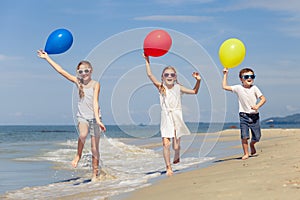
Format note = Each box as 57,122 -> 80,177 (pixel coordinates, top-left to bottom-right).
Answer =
144,54 -> 201,176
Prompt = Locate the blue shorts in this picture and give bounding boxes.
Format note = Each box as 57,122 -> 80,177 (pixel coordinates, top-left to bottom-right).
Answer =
77,117 -> 101,138
239,112 -> 261,142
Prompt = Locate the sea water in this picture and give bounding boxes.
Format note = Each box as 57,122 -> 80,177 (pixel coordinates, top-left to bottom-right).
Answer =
0,124 -> 213,199
0,123 -> 298,199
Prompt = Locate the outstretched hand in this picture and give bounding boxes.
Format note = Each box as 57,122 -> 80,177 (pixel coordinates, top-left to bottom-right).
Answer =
223,68 -> 229,75
143,53 -> 150,63
192,72 -> 201,81
37,50 -> 49,59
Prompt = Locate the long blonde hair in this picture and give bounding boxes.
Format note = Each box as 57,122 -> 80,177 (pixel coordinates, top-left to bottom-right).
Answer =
160,66 -> 177,96
76,61 -> 92,99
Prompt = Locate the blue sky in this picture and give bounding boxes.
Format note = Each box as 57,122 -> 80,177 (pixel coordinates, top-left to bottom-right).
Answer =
1,0 -> 300,125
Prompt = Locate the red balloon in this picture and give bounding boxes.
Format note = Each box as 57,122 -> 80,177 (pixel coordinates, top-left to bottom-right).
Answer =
143,30 -> 172,57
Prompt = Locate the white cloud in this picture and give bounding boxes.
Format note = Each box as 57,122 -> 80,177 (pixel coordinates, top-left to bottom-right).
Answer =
156,0 -> 215,5
286,105 -> 300,112
0,54 -> 22,61
218,1 -> 300,38
279,26 -> 300,38
11,112 -> 23,117
134,15 -> 212,23
283,15 -> 300,22
155,0 -> 214,5
239,0 -> 300,13
200,0 -> 300,14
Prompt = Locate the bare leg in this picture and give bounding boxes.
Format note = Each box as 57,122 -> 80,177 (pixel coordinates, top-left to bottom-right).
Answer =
71,139 -> 83,168
241,138 -> 249,160
162,137 -> 173,176
72,122 -> 89,168
91,135 -> 100,181
250,141 -> 257,155
172,133 -> 180,164
166,164 -> 173,176
91,157 -> 99,182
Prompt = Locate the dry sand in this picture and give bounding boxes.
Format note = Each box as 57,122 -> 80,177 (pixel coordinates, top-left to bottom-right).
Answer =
126,129 -> 300,200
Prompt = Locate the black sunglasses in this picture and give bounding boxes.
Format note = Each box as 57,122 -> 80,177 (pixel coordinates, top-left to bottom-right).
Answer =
242,74 -> 255,80
163,73 -> 176,78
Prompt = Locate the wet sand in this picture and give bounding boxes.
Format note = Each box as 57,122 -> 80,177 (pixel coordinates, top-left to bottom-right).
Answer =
126,129 -> 300,200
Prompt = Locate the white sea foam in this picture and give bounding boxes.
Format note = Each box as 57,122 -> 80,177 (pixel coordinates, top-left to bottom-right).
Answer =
1,135 -> 215,199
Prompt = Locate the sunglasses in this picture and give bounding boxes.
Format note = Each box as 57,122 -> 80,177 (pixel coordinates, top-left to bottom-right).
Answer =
77,68 -> 91,75
163,73 -> 176,78
242,74 -> 256,80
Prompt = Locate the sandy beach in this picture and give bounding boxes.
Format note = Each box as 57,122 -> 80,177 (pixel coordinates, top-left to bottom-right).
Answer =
126,129 -> 300,200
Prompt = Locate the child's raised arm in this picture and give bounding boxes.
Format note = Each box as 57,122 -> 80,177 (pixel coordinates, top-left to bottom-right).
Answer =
180,72 -> 201,94
37,50 -> 77,83
222,68 -> 232,91
143,54 -> 161,89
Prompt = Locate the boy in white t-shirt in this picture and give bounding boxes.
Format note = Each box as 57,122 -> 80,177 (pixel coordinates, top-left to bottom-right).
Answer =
222,68 -> 266,160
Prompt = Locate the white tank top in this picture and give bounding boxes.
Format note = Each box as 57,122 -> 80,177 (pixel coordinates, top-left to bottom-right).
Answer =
77,80 -> 100,120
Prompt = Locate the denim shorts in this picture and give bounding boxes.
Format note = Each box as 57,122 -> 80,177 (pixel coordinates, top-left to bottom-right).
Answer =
77,117 -> 101,137
239,112 -> 261,142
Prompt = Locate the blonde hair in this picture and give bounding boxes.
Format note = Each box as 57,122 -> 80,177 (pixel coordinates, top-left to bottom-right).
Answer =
76,61 -> 92,99
160,66 -> 177,96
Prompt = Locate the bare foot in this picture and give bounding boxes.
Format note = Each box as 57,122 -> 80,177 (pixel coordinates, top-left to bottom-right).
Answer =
173,158 -> 180,164
92,168 -> 99,179
166,169 -> 173,176
166,165 -> 173,176
242,154 -> 249,160
250,144 -> 256,155
91,175 -> 98,182
71,155 -> 80,168
173,150 -> 180,164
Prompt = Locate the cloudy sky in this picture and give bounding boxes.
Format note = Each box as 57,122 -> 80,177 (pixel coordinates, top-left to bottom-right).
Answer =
1,0 -> 300,125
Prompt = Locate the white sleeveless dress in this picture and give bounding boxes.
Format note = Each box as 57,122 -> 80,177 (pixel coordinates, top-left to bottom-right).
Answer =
160,84 -> 191,138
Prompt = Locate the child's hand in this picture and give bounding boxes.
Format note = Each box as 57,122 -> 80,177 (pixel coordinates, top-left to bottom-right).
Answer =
223,68 -> 229,75
251,105 -> 259,111
192,72 -> 201,81
143,53 -> 150,62
37,50 -> 48,59
98,121 -> 106,132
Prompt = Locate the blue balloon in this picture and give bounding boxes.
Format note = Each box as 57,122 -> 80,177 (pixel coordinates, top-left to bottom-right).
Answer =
44,29 -> 73,54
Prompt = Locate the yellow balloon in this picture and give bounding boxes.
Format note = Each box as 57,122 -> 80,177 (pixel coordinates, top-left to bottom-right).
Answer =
219,38 -> 246,68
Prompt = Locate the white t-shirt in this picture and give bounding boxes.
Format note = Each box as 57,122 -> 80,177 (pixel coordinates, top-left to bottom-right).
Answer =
231,85 -> 263,114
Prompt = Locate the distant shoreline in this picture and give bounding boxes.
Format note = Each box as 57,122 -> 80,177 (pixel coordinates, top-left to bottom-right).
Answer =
1,121 -> 300,126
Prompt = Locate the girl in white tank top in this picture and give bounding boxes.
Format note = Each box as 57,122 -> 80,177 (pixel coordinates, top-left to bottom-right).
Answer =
37,50 -> 106,181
